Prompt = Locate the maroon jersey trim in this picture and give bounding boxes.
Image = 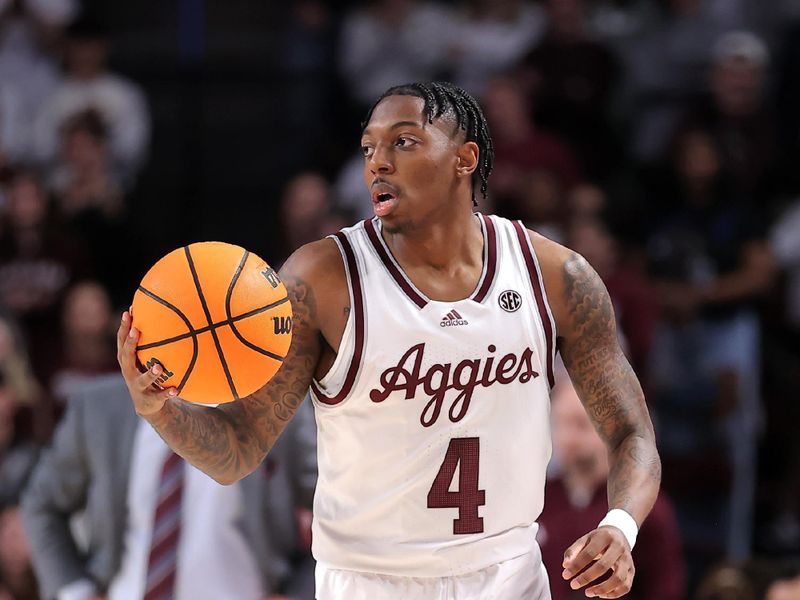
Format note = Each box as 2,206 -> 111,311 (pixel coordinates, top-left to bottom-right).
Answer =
310,231 -> 365,405
364,215 -> 498,308
512,221 -> 555,389
364,218 -> 428,308
470,214 -> 498,303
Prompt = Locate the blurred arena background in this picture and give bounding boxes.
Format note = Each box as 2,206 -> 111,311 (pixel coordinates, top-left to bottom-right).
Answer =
0,0 -> 799,598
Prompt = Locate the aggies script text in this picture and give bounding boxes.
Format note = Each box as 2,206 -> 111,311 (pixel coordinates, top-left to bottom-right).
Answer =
369,343 -> 541,427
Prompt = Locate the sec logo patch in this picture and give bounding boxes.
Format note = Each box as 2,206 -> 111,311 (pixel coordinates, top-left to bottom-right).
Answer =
499,290 -> 522,312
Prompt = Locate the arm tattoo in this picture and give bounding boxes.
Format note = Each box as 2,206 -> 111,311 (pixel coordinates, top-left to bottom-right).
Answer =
147,273 -> 321,484
559,253 -> 661,520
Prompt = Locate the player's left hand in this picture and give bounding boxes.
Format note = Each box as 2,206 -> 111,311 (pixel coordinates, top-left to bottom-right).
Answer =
562,526 -> 634,598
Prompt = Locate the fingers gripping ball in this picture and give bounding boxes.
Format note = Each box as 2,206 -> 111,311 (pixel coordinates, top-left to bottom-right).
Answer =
131,242 -> 292,404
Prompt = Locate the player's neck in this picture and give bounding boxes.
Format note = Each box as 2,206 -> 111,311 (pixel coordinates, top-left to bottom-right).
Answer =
382,205 -> 481,271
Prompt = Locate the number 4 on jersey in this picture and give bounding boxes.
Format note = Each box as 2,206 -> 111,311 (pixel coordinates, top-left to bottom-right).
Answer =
427,437 -> 486,534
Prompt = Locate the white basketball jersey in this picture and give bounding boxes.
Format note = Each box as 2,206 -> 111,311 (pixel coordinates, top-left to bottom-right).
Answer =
310,214 -> 557,577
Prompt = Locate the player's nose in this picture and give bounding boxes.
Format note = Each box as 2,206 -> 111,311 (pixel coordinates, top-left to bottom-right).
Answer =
369,144 -> 395,175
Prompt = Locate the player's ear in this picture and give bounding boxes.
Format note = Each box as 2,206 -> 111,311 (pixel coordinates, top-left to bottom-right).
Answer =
456,141 -> 479,179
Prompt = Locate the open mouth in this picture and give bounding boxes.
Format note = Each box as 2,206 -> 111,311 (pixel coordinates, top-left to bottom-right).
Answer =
375,192 -> 394,202
371,183 -> 399,217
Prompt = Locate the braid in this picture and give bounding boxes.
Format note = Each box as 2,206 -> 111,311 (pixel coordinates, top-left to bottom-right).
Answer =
361,81 -> 494,207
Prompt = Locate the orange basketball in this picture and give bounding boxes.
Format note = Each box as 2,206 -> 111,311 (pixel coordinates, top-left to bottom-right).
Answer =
131,242 -> 292,404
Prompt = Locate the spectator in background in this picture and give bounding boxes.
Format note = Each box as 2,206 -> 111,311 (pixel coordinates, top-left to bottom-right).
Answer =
762,198 -> 800,552
279,1 -> 338,173
0,370 -> 42,600
648,127 -> 775,565
693,559 -> 800,600
681,31 -> 776,199
0,504 -> 38,600
514,170 -> 566,243
754,559 -> 800,599
0,170 -> 91,384
518,0 -> 619,180
339,0 -> 453,108
567,217 -> 658,377
0,310 -> 51,444
49,108 -> 134,306
695,564 -> 755,600
566,182 -> 606,221
317,207 -> 355,240
482,76 -> 580,221
0,311 -> 42,410
334,152 -> 376,221
277,172 -> 335,265
47,280 -> 117,403
0,82 -> 32,168
22,375 -> 317,600
625,0 -> 724,163
0,0 -> 77,54
587,0 -> 661,47
766,574 -> 800,600
50,109 -> 123,220
769,193 -> 800,355
0,0 -> 75,164
447,0 -> 546,97
0,371 -> 39,509
33,20 -> 150,185
538,368 -> 685,600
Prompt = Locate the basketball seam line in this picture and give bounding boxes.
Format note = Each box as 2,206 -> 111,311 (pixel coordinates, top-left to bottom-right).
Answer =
136,296 -> 289,354
224,251 -> 287,362
184,246 -> 239,400
137,286 -> 199,394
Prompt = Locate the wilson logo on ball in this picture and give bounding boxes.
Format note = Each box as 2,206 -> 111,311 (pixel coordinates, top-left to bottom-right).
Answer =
146,358 -> 174,384
272,316 -> 292,335
261,267 -> 281,289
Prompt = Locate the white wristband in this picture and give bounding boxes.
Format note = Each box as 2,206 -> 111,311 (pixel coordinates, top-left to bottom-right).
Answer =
598,509 -> 639,550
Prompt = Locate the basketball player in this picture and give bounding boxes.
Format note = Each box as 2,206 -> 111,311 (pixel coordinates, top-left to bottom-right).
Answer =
117,82 -> 660,599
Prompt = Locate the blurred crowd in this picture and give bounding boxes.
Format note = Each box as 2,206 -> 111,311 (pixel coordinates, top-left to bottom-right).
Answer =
0,0 -> 797,598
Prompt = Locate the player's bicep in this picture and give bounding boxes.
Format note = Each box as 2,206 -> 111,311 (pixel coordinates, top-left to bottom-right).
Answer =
557,252 -> 648,447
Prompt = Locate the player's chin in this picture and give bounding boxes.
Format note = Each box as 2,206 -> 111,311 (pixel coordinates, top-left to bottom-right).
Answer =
380,215 -> 415,235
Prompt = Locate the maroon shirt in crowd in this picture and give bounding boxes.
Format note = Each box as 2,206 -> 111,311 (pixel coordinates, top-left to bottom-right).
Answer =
492,131 -> 581,192
538,478 -> 685,600
605,267 -> 658,377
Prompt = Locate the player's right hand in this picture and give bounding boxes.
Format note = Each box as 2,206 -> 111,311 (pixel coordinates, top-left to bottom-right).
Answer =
117,310 -> 178,417
562,526 -> 634,598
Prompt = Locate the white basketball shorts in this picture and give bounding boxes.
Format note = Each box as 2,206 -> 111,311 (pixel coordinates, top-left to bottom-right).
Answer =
315,548 -> 552,600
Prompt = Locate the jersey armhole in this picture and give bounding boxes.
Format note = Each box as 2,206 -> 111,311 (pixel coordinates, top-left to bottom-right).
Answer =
309,231 -> 366,407
511,220 -> 557,389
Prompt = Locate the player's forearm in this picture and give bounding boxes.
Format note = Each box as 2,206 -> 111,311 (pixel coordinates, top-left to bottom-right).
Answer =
146,398 -> 273,485
607,429 -> 661,526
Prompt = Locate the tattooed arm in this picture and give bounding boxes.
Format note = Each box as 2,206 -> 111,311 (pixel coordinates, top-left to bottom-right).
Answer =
555,251 -> 660,523
532,232 -> 660,599
116,239 -> 346,485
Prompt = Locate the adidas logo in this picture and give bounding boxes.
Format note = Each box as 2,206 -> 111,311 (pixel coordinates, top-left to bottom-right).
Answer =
440,309 -> 469,328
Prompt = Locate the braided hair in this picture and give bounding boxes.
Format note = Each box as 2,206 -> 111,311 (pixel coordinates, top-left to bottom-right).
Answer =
361,81 -> 494,207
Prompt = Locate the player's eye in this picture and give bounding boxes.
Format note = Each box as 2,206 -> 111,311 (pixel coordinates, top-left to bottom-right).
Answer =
396,136 -> 417,148
361,145 -> 374,158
